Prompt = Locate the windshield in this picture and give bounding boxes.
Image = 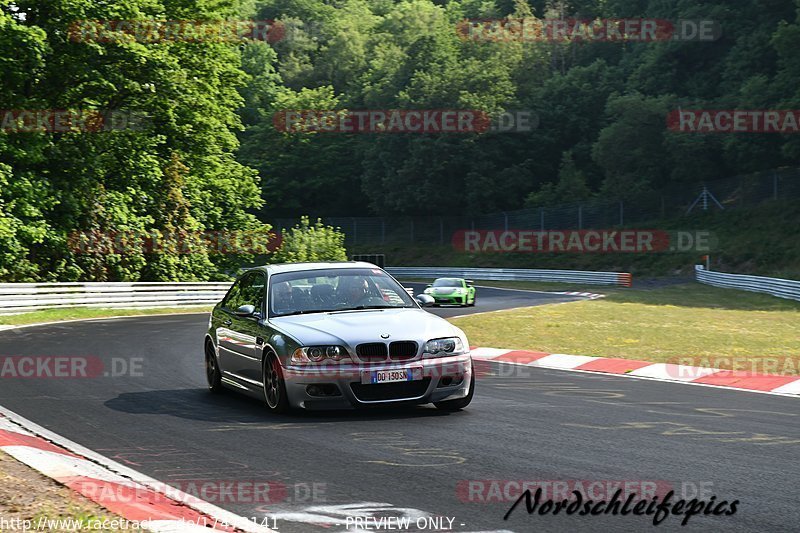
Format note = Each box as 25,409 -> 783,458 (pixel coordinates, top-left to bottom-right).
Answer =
433,278 -> 463,288
268,268 -> 416,317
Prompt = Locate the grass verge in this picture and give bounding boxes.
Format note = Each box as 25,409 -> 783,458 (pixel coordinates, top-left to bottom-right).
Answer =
0,450 -> 142,532
448,281 -> 800,374
0,306 -> 212,327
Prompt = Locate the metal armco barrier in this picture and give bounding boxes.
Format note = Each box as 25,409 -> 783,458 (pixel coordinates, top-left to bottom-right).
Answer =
0,267 -> 633,314
695,265 -> 800,302
385,267 -> 632,286
0,282 -> 231,314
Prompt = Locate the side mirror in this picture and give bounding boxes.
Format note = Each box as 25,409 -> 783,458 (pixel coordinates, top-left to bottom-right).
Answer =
234,304 -> 256,317
465,279 -> 474,285
415,294 -> 435,308
426,283 -> 432,287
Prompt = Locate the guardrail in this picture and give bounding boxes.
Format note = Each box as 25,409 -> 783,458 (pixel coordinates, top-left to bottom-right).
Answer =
695,265 -> 800,302
0,267 -> 632,314
386,267 -> 632,286
0,282 -> 231,314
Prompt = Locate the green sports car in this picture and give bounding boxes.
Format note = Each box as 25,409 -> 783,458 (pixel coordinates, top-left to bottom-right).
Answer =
423,278 -> 476,306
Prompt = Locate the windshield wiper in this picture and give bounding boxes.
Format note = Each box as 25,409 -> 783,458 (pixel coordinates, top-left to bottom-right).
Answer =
274,309 -> 340,317
328,305 -> 391,313
277,304 -> 412,317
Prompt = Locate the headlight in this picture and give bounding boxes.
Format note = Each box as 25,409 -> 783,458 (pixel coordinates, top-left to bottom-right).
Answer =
326,345 -> 345,360
291,345 -> 351,364
307,347 -> 325,362
423,337 -> 466,357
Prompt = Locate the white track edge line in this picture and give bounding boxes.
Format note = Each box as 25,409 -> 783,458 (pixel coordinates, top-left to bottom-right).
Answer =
0,405 -> 274,533
481,359 -> 800,399
471,284 -> 607,296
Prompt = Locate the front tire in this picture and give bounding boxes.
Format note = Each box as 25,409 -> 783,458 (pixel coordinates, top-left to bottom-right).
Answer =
468,293 -> 476,307
434,363 -> 475,411
263,353 -> 290,413
205,341 -> 223,393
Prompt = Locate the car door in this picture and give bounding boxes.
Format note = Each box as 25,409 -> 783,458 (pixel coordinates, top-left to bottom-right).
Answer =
216,272 -> 266,387
215,275 -> 245,375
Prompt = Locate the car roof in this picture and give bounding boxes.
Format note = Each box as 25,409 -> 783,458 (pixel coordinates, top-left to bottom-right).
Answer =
248,261 -> 382,276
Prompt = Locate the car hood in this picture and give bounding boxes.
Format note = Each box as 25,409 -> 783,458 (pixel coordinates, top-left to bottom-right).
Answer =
269,308 -> 463,349
430,286 -> 460,293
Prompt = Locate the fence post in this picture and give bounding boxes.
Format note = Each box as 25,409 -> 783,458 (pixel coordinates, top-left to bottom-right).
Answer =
540,208 -> 545,230
578,205 -> 583,230
619,201 -> 624,226
352,217 -> 357,245
774,171 -> 779,200
503,212 -> 509,232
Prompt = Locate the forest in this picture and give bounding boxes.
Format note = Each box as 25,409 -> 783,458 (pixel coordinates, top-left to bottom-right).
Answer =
2,0 -> 799,281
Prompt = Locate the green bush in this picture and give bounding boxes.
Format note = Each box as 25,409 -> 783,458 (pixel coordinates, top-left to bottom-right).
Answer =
271,216 -> 347,264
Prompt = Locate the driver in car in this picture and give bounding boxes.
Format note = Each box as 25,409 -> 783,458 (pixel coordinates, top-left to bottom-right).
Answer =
337,276 -> 377,306
272,281 -> 294,313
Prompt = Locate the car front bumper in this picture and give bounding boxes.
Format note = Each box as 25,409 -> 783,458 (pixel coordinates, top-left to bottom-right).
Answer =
282,354 -> 473,409
426,292 -> 466,304
432,296 -> 466,304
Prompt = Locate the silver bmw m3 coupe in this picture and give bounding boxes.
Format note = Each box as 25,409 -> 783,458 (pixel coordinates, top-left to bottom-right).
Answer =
204,262 -> 474,412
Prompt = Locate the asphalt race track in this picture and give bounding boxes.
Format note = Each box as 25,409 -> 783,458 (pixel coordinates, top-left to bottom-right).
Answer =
0,290 -> 798,533
401,283 -> 583,318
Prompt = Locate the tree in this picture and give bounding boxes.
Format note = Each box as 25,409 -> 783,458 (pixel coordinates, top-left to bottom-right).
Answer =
526,150 -> 591,207
0,0 -> 270,281
592,93 -> 673,198
271,216 -> 347,263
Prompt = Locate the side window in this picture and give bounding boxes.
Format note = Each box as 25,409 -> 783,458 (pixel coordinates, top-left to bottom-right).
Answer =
222,277 -> 246,310
224,273 -> 265,313
243,274 -> 266,313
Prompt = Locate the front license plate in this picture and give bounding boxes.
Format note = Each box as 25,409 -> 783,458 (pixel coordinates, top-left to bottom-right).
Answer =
365,368 -> 421,384
373,369 -> 410,384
